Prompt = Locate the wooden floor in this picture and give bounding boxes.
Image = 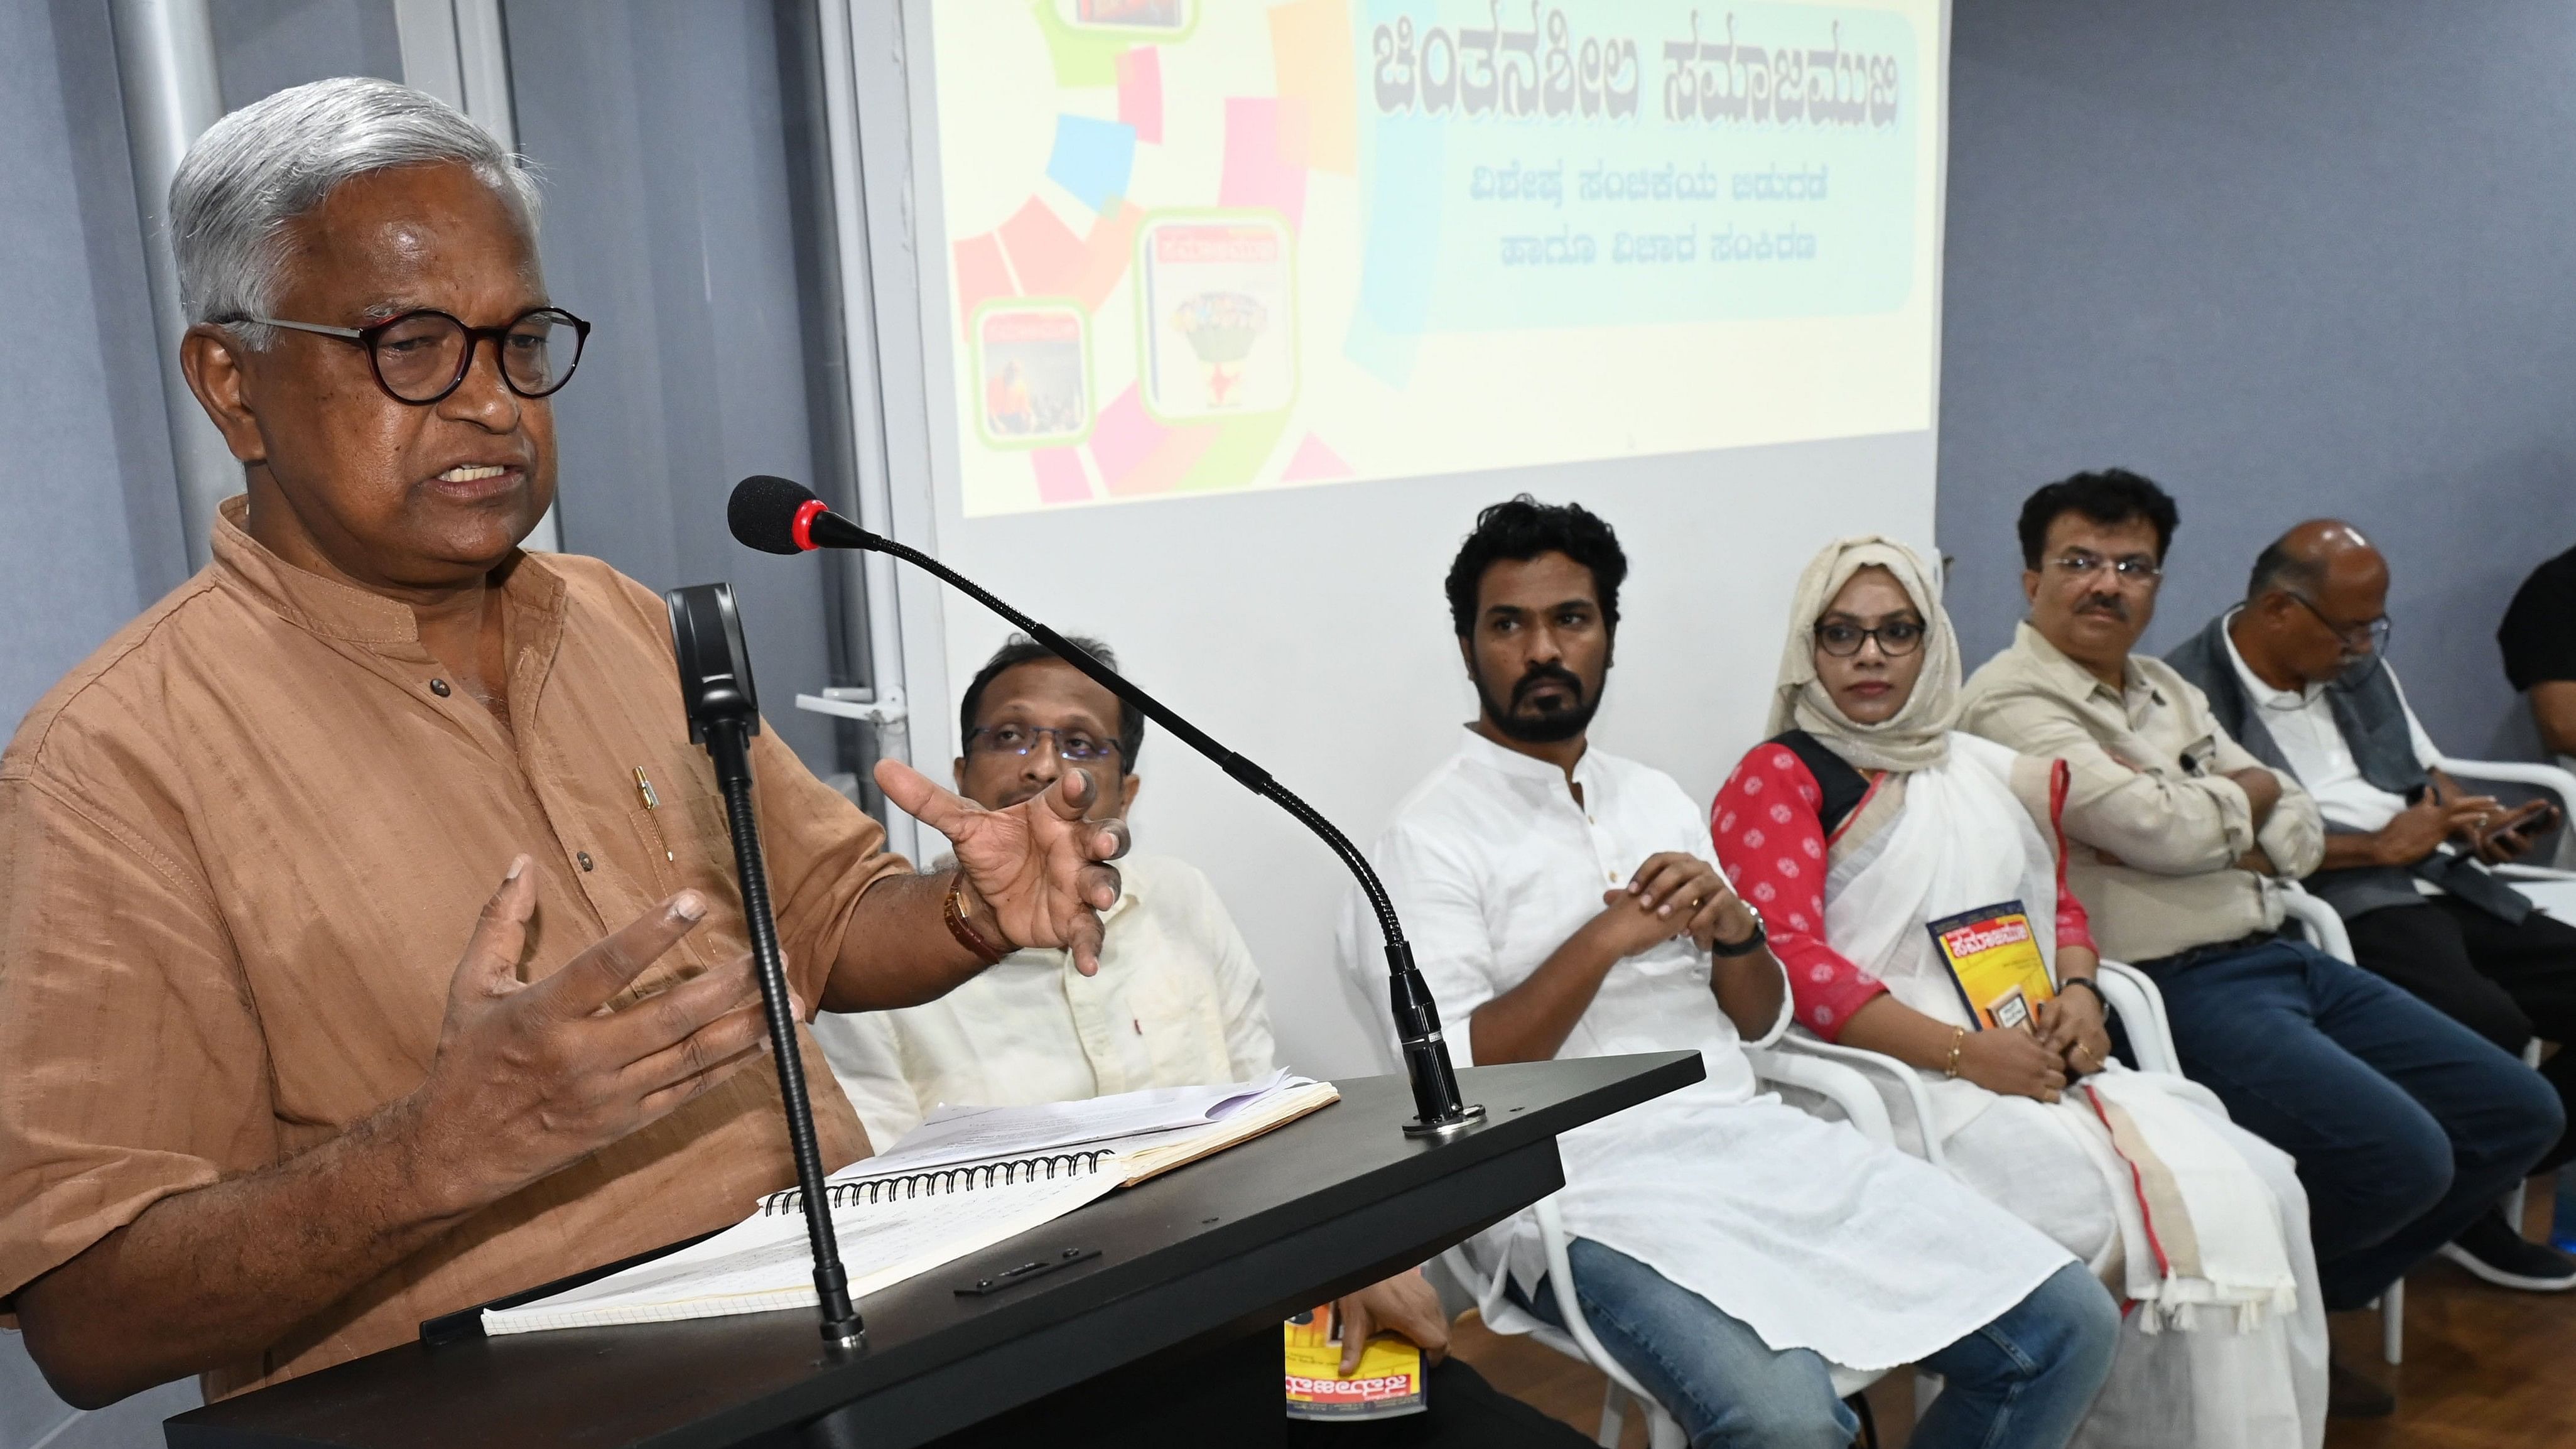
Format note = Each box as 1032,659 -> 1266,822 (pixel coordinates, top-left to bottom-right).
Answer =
1450,1187 -> 2575,1448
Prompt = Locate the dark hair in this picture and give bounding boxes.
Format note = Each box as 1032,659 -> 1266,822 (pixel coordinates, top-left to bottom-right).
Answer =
2015,469 -> 2180,568
958,634 -> 1143,768
1444,495 -> 1628,638
2244,536 -> 2327,603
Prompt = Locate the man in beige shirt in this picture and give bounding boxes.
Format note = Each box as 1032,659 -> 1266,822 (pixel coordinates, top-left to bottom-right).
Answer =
814,634 -> 1598,1449
0,80 -> 1125,1407
1962,469 -> 2558,1414
818,635 -> 1276,1147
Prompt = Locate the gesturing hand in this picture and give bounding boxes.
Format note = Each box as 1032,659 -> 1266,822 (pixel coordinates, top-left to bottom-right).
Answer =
1956,1026 -> 2069,1104
875,758 -> 1128,976
408,858 -> 774,1208
1334,1268 -> 1451,1374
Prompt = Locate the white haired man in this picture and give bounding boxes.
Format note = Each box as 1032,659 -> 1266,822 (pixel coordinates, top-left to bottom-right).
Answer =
0,79 -> 1125,1406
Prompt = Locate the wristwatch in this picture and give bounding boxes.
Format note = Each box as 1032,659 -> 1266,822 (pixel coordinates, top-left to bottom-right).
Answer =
1711,904 -> 1769,957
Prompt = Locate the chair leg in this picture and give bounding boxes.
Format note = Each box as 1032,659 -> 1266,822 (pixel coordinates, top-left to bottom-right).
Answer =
2381,1279 -> 2404,1365
1596,1381 -> 1628,1448
1913,1369 -> 1943,1420
1848,1388 -> 1879,1449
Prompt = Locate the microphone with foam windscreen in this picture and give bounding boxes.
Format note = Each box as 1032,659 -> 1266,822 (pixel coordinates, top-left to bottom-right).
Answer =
727,475 -> 1481,1138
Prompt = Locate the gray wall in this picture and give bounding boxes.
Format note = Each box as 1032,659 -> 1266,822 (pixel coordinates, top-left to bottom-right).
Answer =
1939,0 -> 2576,758
1,0 -> 192,733
504,0 -> 854,772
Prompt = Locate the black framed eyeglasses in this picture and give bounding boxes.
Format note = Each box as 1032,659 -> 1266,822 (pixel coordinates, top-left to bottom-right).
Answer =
242,307 -> 592,404
1815,618 -> 1927,658
965,724 -> 1121,761
2286,592 -> 2393,658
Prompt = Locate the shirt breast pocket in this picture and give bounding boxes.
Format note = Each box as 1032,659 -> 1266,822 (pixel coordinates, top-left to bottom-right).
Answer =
625,792 -> 746,969
1125,962 -> 1232,1083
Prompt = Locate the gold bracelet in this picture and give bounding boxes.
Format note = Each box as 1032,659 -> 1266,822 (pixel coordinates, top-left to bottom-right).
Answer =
1944,1027 -> 1967,1080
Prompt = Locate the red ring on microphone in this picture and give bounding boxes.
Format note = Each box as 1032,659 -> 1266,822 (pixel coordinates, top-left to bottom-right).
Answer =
790,497 -> 829,552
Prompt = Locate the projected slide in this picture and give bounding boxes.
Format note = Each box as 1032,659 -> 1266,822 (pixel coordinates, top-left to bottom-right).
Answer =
932,0 -> 1943,516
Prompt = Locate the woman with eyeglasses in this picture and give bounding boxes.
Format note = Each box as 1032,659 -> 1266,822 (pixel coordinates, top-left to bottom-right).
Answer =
1710,538 -> 2327,1449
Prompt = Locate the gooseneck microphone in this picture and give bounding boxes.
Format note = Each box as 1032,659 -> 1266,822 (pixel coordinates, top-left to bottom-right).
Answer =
728,475 -> 1483,1137
666,582 -> 865,1350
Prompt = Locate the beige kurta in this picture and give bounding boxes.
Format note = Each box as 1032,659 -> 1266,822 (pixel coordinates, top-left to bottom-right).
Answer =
0,498 -> 900,1397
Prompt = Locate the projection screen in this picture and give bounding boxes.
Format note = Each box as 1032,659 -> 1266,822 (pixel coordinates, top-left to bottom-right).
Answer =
931,0 -> 1941,518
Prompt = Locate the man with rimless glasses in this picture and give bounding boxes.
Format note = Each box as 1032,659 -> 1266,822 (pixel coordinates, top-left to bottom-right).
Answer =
1962,470 -> 2560,1418
0,80 -> 1127,1407
2168,519 -> 2576,1293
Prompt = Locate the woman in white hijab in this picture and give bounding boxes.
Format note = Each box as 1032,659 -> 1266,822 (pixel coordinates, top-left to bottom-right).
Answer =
1712,538 -> 2327,1449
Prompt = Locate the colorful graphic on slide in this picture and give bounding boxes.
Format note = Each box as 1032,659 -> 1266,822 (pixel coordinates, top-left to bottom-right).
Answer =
933,0 -> 1943,516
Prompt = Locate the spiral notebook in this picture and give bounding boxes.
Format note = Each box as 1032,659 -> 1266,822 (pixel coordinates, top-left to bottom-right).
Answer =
479,1073 -> 1338,1335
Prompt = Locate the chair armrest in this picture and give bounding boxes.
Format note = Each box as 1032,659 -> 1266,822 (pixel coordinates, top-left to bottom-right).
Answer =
2278,881 -> 2355,963
2092,961 -> 2182,1075
2428,754 -> 2576,813
1746,1040 -> 1919,1161
2493,863 -> 2576,882
1533,1197 -> 1661,1404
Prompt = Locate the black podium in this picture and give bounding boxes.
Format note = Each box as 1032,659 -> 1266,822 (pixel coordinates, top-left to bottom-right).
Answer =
165,1052 -> 1698,1449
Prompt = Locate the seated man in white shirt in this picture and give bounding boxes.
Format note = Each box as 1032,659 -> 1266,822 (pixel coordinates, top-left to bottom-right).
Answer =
815,636 -> 1595,1449
1343,497 -> 2119,1449
2166,519 -> 2576,1291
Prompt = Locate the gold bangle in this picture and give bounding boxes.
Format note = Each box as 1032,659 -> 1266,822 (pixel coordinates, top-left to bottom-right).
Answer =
1944,1027 -> 1967,1080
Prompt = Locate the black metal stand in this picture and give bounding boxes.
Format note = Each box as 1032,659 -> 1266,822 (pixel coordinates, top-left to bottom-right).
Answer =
667,582 -> 863,1352
704,718 -> 864,1351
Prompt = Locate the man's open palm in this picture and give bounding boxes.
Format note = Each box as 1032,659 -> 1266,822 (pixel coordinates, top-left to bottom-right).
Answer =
875,759 -> 1127,975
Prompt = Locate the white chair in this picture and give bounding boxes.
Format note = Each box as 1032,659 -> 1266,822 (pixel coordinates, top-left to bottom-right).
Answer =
1444,1050 -> 1894,1449
2096,960 -> 2180,1075
2427,752 -> 2576,872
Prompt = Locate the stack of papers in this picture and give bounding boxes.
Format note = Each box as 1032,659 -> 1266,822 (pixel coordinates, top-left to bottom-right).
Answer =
480,1070 -> 1338,1335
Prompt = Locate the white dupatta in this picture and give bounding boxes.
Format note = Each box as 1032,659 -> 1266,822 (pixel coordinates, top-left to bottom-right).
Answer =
1824,732 -> 2298,1333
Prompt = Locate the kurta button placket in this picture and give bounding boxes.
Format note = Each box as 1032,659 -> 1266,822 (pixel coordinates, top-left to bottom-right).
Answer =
577,852 -> 595,871
428,678 -> 451,697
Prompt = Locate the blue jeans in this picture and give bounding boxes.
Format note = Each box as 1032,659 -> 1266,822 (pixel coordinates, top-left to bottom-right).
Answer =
2143,935 -> 2562,1310
1515,1242 -> 2117,1449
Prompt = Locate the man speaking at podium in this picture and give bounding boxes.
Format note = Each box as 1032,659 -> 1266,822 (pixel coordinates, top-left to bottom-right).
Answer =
0,79 -> 1125,1408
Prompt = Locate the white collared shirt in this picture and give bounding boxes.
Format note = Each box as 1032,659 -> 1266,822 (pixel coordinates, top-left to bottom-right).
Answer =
1344,729 -> 2069,1369
2221,613 -> 2438,835
811,852 -> 1275,1150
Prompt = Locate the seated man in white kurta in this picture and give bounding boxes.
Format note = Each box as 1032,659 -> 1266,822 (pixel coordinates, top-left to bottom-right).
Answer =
816,636 -> 1599,1449
1343,499 -> 2121,1449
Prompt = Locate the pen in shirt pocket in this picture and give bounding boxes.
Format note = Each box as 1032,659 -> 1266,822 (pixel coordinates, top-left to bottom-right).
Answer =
635,766 -> 674,862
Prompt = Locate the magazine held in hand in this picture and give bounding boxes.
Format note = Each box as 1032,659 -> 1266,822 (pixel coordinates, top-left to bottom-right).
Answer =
479,1070 -> 1338,1335
1927,899 -> 2055,1031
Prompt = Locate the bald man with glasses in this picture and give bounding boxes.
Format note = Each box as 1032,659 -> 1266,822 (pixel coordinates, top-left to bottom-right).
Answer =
0,80 -> 1127,1408
2168,519 -> 2576,1293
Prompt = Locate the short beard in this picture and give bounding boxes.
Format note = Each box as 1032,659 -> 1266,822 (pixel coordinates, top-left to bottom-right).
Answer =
1475,660 -> 1601,744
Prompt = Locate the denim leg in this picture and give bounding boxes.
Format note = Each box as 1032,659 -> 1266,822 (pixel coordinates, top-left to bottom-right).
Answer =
1912,1262 -> 2118,1449
1513,1237 -> 1854,1449
2153,938 -> 2560,1309
2290,941 -> 2562,1301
